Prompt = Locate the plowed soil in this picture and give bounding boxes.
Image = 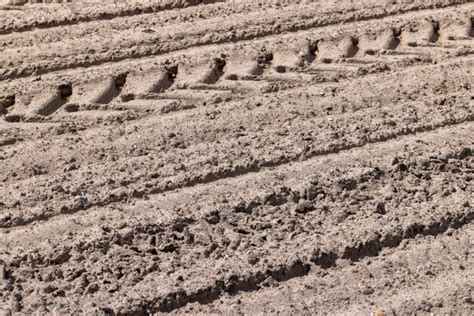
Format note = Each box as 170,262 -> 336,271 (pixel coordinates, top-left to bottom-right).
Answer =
0,0 -> 473,314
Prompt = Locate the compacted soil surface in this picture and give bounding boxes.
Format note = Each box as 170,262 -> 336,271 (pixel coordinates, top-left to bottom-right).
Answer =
0,0 -> 473,314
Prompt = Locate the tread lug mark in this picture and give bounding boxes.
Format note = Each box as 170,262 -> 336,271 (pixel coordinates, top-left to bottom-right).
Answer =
175,57 -> 226,88
402,21 -> 440,47
440,16 -> 474,42
272,40 -> 315,73
27,83 -> 72,116
75,73 -> 128,104
225,52 -> 265,80
316,36 -> 359,63
0,94 -> 15,115
359,29 -> 400,55
119,67 -> 177,101
470,16 -> 474,37
339,36 -> 359,58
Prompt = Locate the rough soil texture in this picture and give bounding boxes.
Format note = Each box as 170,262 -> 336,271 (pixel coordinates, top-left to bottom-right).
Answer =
0,0 -> 473,314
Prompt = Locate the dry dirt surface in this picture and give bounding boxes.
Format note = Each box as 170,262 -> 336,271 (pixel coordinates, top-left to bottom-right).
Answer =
0,0 -> 473,314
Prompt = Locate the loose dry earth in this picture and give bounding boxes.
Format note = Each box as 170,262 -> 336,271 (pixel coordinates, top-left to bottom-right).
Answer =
0,0 -> 473,314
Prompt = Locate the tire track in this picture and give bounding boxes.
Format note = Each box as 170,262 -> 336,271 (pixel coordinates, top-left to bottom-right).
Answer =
2,54 -> 471,165
0,0 -> 470,81
0,51 -> 431,152
2,14 -> 472,121
1,56 -> 471,224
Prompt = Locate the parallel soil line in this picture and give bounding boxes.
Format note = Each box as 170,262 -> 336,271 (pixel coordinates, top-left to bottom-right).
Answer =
131,207 -> 474,313
2,116 -> 472,229
0,0 -> 224,35
1,0 -> 471,81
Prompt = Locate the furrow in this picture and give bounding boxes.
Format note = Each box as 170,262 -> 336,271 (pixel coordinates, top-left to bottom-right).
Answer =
0,0 -> 224,35
178,222 -> 474,315
1,139 -> 471,313
1,115 -> 472,228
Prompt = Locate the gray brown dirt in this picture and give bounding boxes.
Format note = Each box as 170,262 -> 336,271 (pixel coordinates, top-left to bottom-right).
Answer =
0,0 -> 473,314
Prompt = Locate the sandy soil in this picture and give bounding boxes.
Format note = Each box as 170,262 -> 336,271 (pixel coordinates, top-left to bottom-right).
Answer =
0,0 -> 473,314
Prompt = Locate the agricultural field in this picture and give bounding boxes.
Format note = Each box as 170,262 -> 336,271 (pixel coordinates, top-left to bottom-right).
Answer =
0,0 -> 472,314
